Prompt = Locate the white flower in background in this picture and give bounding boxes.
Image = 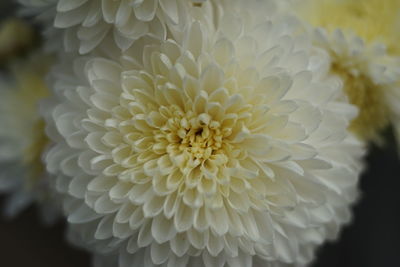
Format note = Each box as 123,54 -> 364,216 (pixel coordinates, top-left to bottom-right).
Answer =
18,0 -> 66,54
19,0 -> 207,54
294,0 -> 400,144
0,52 -> 59,223
312,28 -> 400,143
43,2 -> 365,267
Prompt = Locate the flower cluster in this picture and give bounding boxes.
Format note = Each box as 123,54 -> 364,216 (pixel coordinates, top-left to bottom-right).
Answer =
2,0 -> 400,266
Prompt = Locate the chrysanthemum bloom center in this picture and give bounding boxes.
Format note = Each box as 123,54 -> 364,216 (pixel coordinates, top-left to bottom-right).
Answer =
166,110 -> 226,161
177,114 -> 223,159
192,2 -> 203,7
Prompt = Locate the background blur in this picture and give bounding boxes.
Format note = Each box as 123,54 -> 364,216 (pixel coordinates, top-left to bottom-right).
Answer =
1,2 -> 400,267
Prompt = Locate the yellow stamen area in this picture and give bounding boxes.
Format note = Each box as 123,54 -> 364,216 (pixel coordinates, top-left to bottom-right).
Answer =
6,54 -> 52,189
158,106 -> 229,175
332,63 -> 389,142
23,119 -> 49,188
0,18 -> 35,64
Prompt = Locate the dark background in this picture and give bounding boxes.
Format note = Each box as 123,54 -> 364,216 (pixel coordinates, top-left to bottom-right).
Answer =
1,2 -> 400,267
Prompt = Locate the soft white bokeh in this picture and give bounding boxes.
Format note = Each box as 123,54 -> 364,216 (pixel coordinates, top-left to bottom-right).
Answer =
0,52 -> 60,223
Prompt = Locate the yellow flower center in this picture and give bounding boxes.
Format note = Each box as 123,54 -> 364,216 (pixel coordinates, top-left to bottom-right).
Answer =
332,63 -> 389,141
179,117 -> 222,161
156,105 -> 230,175
22,119 -> 49,188
0,18 -> 36,64
192,2 -> 203,7
11,55 -> 52,188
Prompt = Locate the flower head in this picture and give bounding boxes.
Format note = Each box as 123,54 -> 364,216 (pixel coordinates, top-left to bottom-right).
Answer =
313,28 -> 400,142
0,52 -> 59,222
44,2 -> 364,266
295,0 -> 400,144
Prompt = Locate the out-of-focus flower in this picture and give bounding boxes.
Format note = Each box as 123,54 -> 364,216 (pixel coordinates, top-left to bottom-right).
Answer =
0,52 -> 59,223
19,0 -> 208,54
0,18 -> 36,64
300,0 -> 400,56
43,1 -> 365,266
312,29 -> 400,143
296,0 -> 400,143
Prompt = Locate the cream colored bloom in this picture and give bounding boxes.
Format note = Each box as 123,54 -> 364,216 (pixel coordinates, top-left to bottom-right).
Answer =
296,0 -> 400,143
312,28 -> 400,143
20,0 -> 205,54
43,2 -> 364,266
0,52 -> 59,222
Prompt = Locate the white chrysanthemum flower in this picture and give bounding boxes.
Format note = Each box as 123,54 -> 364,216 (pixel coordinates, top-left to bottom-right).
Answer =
0,53 -> 59,223
311,28 -> 400,143
293,0 -> 400,144
19,0 -> 206,54
43,3 -> 365,267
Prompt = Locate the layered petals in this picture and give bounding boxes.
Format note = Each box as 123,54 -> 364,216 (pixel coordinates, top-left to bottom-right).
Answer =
43,2 -> 365,266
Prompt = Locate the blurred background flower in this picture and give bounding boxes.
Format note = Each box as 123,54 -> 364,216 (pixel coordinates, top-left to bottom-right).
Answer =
296,0 -> 400,146
0,47 -> 60,222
